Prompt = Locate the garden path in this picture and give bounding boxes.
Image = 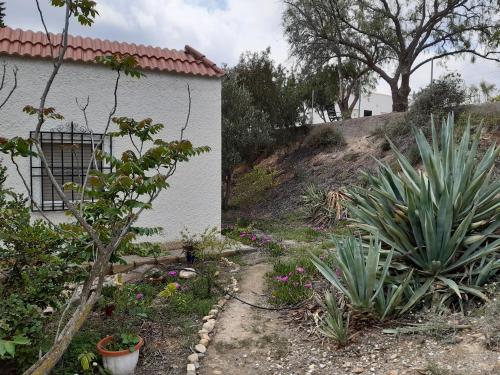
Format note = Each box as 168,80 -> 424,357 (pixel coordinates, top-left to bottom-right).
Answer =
200,255 -> 291,375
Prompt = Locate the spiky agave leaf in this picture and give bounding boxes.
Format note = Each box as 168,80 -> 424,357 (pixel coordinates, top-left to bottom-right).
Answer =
349,114 -> 500,306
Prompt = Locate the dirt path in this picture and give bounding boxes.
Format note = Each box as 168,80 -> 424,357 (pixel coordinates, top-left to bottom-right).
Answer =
200,256 -> 290,375
199,254 -> 500,375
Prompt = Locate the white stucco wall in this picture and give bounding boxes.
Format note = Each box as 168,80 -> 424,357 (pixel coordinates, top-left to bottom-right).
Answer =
311,92 -> 393,123
0,56 -> 221,242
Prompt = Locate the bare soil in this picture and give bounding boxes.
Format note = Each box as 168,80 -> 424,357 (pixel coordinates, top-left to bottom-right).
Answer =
200,253 -> 500,375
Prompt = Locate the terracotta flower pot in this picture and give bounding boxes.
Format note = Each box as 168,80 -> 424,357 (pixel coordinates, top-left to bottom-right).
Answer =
96,335 -> 144,375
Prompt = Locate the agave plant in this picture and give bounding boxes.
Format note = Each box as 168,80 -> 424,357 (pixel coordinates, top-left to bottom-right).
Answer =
349,115 -> 500,305
315,291 -> 350,346
311,235 -> 408,320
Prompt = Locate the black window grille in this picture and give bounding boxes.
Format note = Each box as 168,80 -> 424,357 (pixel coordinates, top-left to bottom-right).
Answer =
30,122 -> 112,211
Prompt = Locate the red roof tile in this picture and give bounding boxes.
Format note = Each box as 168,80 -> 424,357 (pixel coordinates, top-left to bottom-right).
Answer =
0,27 -> 224,78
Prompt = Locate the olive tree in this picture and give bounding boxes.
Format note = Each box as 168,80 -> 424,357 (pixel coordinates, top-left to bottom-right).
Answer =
222,69 -> 271,209
283,0 -> 500,112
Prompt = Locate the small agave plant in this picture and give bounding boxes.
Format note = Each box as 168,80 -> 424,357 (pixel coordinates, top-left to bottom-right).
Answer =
348,114 -> 499,308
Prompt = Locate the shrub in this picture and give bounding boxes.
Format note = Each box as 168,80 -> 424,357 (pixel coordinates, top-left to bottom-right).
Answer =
232,166 -> 276,207
0,164 -> 80,370
385,74 -> 466,143
302,185 -> 349,227
302,124 -> 346,149
349,115 -> 500,309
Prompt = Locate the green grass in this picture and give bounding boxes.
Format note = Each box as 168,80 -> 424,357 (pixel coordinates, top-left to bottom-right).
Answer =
52,263 -> 224,374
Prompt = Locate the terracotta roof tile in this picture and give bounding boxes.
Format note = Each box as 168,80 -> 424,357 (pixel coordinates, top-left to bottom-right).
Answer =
0,26 -> 224,78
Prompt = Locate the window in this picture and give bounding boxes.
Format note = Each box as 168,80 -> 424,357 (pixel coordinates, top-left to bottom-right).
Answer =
30,123 -> 112,211
363,110 -> 373,117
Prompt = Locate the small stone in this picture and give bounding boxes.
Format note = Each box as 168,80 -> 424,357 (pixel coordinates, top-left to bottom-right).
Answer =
187,353 -> 198,363
203,319 -> 216,333
209,309 -> 219,316
213,371 -> 222,375
200,333 -> 210,341
195,344 -> 206,353
187,363 -> 196,375
202,315 -> 215,321
386,371 -> 398,375
179,268 -> 197,279
390,354 -> 398,360
200,338 -> 209,346
353,368 -> 365,374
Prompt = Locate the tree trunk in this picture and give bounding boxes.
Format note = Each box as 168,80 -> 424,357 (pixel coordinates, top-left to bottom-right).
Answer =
222,172 -> 232,210
390,73 -> 411,112
337,96 -> 352,119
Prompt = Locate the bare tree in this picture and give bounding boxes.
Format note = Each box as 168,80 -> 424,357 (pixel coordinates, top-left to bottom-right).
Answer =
283,0 -> 500,112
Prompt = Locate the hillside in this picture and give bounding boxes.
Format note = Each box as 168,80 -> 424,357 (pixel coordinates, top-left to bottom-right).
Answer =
227,102 -> 500,221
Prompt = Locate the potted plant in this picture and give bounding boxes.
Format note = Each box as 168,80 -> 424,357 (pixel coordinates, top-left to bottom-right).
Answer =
180,228 -> 198,264
96,333 -> 144,375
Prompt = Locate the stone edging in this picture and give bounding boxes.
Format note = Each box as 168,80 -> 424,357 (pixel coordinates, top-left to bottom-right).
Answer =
186,257 -> 240,375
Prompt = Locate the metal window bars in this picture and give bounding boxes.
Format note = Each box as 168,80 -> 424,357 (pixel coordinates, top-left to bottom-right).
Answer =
29,122 -> 112,211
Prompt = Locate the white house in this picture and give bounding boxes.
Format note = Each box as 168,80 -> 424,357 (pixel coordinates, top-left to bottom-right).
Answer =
311,92 -> 393,123
0,27 -> 222,242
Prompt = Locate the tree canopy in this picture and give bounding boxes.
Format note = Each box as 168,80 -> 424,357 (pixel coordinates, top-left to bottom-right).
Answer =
221,69 -> 272,209
234,48 -> 303,128
283,0 -> 500,112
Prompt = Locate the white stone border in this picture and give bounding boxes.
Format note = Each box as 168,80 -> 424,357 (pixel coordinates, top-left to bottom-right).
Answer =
185,258 -> 240,375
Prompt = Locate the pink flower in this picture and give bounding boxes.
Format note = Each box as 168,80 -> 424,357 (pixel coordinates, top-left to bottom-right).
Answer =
296,267 -> 305,274
288,271 -> 293,276
335,268 -> 342,277
304,283 -> 312,289
275,276 -> 289,282
168,271 -> 177,277
240,232 -> 246,238
135,293 -> 144,300
174,282 -> 180,290
251,235 -> 257,241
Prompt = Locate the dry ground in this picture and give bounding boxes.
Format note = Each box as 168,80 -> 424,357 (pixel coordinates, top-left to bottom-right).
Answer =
200,253 -> 500,375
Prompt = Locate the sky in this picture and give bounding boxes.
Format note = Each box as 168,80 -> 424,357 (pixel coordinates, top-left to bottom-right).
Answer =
4,0 -> 500,97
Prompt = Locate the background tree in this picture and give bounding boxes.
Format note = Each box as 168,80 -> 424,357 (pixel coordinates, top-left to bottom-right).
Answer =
479,80 -> 497,102
222,69 -> 272,209
234,48 -> 303,128
301,62 -> 375,120
0,2 -> 5,28
283,0 -> 500,112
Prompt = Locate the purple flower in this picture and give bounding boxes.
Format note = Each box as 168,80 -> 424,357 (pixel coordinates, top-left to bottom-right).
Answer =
240,232 -> 247,238
319,256 -> 325,260
251,235 -> 257,241
275,275 -> 289,282
174,282 -> 180,290
304,283 -> 312,289
168,271 -> 177,277
335,268 -> 342,277
135,293 -> 144,300
296,267 -> 305,274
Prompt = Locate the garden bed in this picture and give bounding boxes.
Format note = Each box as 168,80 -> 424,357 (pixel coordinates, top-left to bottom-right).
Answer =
50,258 -> 237,375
